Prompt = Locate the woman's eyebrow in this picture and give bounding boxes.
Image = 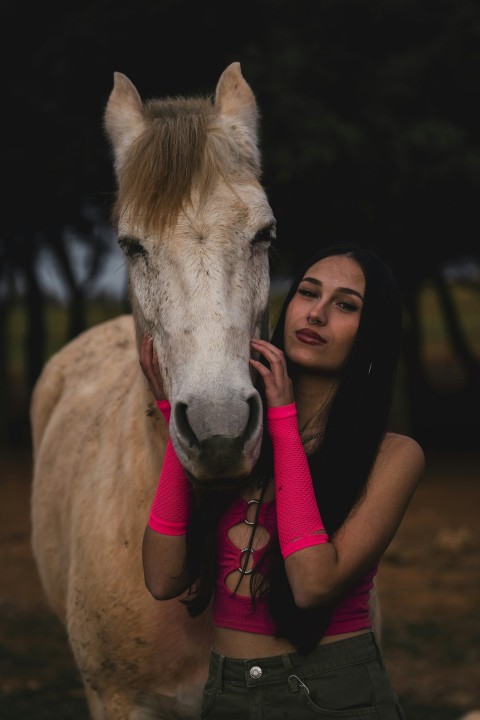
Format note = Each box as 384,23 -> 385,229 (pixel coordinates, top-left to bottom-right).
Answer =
300,276 -> 364,301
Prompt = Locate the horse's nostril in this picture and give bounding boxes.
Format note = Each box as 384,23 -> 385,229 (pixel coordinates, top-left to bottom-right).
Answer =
174,402 -> 200,450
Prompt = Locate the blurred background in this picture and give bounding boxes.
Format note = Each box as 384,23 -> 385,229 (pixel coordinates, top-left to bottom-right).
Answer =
0,1 -> 479,719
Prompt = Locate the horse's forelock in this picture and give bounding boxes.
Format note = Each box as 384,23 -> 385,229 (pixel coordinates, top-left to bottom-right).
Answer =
112,95 -> 247,235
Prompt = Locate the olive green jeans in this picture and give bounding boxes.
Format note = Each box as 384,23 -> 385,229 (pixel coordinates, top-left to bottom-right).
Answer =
201,631 -> 406,719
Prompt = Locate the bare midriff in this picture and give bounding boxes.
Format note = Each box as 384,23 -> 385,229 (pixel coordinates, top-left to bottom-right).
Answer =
213,626 -> 371,659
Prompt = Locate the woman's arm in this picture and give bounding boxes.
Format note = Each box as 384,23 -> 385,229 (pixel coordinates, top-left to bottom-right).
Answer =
250,337 -> 425,610
140,334 -> 192,601
142,425 -> 193,601
142,529 -> 191,601
279,429 -> 424,609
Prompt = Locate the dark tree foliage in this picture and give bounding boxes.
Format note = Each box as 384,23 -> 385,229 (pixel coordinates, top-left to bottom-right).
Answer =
1,0 -> 479,448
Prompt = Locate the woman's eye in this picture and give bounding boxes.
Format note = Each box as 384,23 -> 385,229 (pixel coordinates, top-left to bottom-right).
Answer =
338,301 -> 358,311
118,237 -> 147,259
298,288 -> 318,299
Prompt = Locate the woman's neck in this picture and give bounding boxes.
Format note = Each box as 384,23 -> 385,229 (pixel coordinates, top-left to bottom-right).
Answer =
293,374 -> 338,434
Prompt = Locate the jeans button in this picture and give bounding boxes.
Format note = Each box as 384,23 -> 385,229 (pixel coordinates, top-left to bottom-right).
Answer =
249,665 -> 262,679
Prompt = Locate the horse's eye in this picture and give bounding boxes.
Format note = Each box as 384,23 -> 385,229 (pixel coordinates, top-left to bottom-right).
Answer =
118,236 -> 147,259
252,222 -> 276,246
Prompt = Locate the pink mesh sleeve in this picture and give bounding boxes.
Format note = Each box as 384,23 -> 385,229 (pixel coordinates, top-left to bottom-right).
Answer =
147,400 -> 192,535
267,403 -> 329,559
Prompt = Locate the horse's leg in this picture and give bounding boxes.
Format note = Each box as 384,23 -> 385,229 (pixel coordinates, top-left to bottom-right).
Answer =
84,685 -> 202,720
83,685 -> 104,720
129,694 -> 202,720
83,687 -> 136,720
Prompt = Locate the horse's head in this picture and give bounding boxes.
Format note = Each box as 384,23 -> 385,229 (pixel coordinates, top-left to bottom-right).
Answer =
104,62 -> 275,485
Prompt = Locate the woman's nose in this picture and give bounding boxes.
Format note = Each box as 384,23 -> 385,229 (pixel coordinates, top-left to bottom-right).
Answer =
307,306 -> 327,326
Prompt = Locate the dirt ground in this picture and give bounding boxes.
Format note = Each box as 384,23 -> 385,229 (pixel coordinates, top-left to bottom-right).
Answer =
0,444 -> 479,720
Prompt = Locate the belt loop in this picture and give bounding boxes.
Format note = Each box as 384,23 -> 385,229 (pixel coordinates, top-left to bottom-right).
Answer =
216,653 -> 225,694
281,653 -> 299,694
281,652 -> 295,672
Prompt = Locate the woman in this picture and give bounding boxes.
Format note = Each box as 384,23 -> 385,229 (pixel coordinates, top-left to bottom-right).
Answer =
141,242 -> 424,719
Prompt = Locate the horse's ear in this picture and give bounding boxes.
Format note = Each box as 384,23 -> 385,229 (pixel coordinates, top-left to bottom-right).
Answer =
214,62 -> 261,175
103,72 -> 146,176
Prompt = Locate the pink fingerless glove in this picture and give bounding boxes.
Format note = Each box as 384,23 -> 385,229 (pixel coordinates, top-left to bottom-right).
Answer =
148,400 -> 192,535
267,403 -> 329,559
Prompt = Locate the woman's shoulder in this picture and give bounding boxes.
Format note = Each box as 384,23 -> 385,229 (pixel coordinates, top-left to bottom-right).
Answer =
374,431 -> 425,489
382,430 -> 424,457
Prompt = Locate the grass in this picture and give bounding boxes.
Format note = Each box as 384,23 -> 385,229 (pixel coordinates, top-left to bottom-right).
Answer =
420,281 -> 480,362
7,299 -> 127,371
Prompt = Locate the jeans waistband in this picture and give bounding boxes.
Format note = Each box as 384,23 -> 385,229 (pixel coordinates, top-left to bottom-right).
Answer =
210,631 -> 379,689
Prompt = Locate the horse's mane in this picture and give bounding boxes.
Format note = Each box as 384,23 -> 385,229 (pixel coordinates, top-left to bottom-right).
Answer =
113,95 -> 249,234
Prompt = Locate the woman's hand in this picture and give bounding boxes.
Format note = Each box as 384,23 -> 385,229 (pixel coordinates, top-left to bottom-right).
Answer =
139,333 -> 168,402
250,339 -> 294,408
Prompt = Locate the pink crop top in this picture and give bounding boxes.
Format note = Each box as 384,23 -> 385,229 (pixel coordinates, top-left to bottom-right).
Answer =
213,494 -> 378,636
150,400 -> 377,638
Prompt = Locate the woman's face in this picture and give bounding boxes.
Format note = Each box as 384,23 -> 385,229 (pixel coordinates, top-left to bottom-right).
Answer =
284,254 -> 365,374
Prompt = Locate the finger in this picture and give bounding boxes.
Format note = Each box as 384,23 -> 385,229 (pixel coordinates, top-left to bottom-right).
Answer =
139,333 -> 151,370
249,358 -> 271,377
251,340 -> 285,363
148,342 -> 166,396
142,336 -> 155,374
152,352 -> 163,385
251,339 -> 278,353
140,336 -> 159,391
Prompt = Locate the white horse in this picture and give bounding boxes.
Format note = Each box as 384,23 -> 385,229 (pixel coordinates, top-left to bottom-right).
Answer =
30,62 -> 276,720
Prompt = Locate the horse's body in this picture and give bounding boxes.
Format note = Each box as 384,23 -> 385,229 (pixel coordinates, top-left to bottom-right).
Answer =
31,63 -> 276,719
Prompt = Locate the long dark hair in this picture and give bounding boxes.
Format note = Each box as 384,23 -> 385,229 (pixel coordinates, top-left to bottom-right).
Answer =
183,242 -> 403,653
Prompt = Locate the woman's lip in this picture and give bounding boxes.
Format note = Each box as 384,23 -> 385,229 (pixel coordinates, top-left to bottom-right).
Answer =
296,329 -> 326,344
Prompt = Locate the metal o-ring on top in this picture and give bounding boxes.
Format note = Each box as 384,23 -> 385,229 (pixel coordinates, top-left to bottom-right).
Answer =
238,547 -> 255,574
244,498 -> 260,526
